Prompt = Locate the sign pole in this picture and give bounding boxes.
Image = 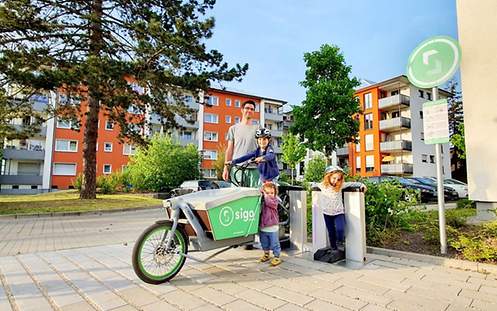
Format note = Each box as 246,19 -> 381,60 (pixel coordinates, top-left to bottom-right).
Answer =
407,35 -> 460,255
432,87 -> 447,254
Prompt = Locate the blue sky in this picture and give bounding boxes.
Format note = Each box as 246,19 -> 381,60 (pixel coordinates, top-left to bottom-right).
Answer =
207,0 -> 458,108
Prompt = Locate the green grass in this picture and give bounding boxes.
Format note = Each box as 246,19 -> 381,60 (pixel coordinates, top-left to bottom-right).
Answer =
0,190 -> 162,215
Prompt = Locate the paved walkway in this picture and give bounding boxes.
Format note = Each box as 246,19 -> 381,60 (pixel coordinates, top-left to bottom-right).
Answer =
0,209 -> 162,256
1,243 -> 496,311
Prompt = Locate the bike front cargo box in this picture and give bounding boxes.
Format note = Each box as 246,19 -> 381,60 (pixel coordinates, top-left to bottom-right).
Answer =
169,187 -> 262,240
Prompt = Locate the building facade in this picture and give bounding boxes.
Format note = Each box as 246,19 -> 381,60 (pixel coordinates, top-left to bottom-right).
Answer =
0,88 -> 286,193
338,75 -> 451,178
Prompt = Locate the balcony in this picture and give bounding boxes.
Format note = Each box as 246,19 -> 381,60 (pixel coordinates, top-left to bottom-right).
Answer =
380,140 -> 412,152
178,138 -> 198,146
270,129 -> 283,137
379,94 -> 410,111
381,163 -> 413,175
0,174 -> 43,185
264,112 -> 283,122
379,117 -> 411,132
336,147 -> 349,157
2,146 -> 45,160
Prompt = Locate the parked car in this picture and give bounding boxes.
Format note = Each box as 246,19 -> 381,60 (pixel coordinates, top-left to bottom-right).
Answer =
442,178 -> 468,199
170,180 -> 222,197
408,177 -> 459,201
366,176 -> 437,203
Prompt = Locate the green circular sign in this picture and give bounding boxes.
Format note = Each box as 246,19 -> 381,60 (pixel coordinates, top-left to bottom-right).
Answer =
407,36 -> 461,88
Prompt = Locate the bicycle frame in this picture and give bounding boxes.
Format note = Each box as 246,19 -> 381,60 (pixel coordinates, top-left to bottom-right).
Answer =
161,197 -> 255,253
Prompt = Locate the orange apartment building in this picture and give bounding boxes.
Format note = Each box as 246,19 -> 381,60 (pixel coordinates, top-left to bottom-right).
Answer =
1,88 -> 286,193
335,75 -> 452,178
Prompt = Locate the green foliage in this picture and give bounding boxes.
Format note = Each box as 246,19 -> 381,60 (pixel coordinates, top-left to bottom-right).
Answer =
450,220 -> 497,262
456,198 -> 476,209
304,155 -> 327,183
451,236 -> 497,262
291,44 -> 360,156
363,180 -> 420,245
281,133 -> 307,183
127,135 -> 200,192
450,123 -> 466,159
0,0 -> 247,198
72,174 -> 84,191
74,171 -> 129,194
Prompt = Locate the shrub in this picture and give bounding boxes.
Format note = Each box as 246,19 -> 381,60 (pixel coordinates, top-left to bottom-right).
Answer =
456,198 -> 476,209
363,180 -> 420,245
304,155 -> 326,183
451,236 -> 497,262
127,134 -> 201,192
96,172 -> 124,194
72,174 -> 84,191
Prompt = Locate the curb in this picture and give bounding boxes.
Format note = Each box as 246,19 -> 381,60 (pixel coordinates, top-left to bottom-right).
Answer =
0,205 -> 162,219
367,246 -> 497,275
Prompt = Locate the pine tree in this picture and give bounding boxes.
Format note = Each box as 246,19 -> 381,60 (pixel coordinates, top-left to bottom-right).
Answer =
0,0 -> 248,198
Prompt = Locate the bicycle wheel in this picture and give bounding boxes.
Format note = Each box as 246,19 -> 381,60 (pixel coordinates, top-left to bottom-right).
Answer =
132,222 -> 188,284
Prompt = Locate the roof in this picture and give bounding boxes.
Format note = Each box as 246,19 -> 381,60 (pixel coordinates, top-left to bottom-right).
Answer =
208,86 -> 287,105
355,75 -> 453,96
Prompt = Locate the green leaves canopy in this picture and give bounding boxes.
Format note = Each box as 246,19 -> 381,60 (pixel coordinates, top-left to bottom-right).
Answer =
291,44 -> 360,156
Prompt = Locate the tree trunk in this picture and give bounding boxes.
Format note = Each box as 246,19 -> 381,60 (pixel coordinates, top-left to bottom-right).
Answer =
80,0 -> 103,199
291,167 -> 294,185
80,96 -> 100,199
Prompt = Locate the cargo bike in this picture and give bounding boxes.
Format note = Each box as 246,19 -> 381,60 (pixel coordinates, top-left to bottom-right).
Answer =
132,161 -> 301,284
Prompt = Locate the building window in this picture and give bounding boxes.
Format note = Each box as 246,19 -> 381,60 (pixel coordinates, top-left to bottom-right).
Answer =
105,120 -> 114,130
53,163 -> 76,176
427,92 -> 432,100
391,90 -> 399,96
225,115 -> 231,123
12,185 -> 19,189
31,185 -> 38,190
103,164 -> 112,174
123,144 -> 136,155
235,100 -> 241,108
56,119 -> 72,129
421,132 -> 424,141
203,150 -> 217,160
208,96 -> 219,106
419,111 -> 423,119
364,113 -> 373,130
204,131 -> 218,142
365,134 -> 374,151
226,98 -> 231,106
356,156 -> 361,173
204,113 -> 219,124
55,140 -> 78,152
202,169 -> 217,178
364,93 -> 372,109
255,104 -> 260,112
234,116 -> 240,124
419,90 -> 424,98
422,154 -> 428,163
180,131 -> 193,140
104,142 -> 113,152
430,155 -> 435,163
356,141 -> 360,152
366,155 -> 374,172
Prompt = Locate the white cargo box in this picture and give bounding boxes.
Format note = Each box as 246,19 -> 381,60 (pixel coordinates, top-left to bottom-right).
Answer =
166,187 -> 261,211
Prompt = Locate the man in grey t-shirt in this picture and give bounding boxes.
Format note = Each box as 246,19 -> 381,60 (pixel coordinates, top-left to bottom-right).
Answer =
223,100 -> 260,187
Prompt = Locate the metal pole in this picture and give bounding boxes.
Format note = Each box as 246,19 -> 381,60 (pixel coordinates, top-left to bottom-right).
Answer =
432,87 -> 447,254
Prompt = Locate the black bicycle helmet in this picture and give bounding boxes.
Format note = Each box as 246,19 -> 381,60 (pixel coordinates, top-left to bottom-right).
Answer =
255,128 -> 271,138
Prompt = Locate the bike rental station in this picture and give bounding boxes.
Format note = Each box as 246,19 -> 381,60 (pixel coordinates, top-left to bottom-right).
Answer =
132,162 -> 368,285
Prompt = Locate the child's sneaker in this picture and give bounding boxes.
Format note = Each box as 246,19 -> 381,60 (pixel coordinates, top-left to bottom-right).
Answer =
259,253 -> 271,263
270,257 -> 282,266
